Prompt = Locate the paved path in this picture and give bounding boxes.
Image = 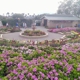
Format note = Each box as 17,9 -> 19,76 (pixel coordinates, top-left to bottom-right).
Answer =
2,26 -> 63,42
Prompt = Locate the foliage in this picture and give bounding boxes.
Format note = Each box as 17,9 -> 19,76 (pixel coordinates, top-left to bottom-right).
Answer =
57,0 -> 80,17
12,14 -> 25,19
40,46 -> 54,54
2,20 -> 7,26
0,13 -> 33,27
6,18 -> 33,27
0,15 -> 6,21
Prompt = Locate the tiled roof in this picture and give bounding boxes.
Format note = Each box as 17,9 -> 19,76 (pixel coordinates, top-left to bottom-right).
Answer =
43,15 -> 80,20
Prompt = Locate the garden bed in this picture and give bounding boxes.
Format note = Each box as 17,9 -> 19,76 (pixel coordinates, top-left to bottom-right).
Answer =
0,39 -> 25,47
20,30 -> 48,38
48,27 -> 76,33
39,39 -> 66,47
0,27 -> 21,33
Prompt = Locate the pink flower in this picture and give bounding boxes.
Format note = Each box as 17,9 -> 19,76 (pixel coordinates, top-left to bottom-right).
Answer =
53,69 -> 56,73
18,62 -> 21,68
60,50 -> 67,55
44,67 -> 47,70
34,78 -> 38,80
47,74 -> 50,78
40,72 -> 45,78
13,69 -> 18,74
18,74 -> 24,80
50,77 -> 54,80
49,71 -> 53,74
33,68 -> 37,72
13,77 -> 18,79
67,65 -> 73,73
54,77 -> 58,80
59,62 -> 63,66
27,73 -> 32,77
7,62 -> 12,66
32,75 -> 36,79
55,72 -> 58,76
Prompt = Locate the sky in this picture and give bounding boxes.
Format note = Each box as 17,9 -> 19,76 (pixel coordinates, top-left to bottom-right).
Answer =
0,0 -> 63,15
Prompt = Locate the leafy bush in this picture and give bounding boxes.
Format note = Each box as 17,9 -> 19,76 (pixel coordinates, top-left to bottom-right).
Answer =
0,62 -> 7,77
40,46 -> 54,54
23,50 -> 46,60
28,46 -> 36,49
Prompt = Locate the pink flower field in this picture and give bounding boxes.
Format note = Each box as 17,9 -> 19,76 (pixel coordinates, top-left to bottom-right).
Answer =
0,43 -> 80,80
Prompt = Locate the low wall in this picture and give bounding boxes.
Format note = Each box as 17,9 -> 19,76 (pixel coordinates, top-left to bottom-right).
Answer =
19,32 -> 48,38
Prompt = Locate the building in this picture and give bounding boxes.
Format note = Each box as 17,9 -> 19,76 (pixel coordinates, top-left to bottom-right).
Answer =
41,14 -> 80,28
35,20 -> 41,26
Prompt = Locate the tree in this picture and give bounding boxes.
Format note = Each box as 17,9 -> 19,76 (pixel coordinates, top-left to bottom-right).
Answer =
0,15 -> 6,20
11,13 -> 14,16
6,12 -> 9,17
2,20 -> 7,26
22,13 -> 25,17
27,13 -> 29,16
12,14 -> 25,19
73,0 -> 80,17
57,0 -> 80,17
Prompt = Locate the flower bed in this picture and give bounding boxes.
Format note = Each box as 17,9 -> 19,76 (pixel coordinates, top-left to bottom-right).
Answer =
48,27 -> 76,33
0,44 -> 80,80
38,30 -> 80,46
22,30 -> 46,36
0,39 -> 67,47
9,27 -> 21,32
0,27 -> 21,33
39,39 -> 66,47
0,35 -> 80,48
66,31 -> 80,43
0,39 -> 25,47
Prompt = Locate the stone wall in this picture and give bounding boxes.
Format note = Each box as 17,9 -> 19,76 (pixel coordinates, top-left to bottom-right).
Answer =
41,19 -> 80,28
47,20 -> 73,28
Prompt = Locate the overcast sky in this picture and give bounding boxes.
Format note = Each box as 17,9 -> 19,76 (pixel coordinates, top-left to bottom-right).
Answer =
0,0 -> 63,15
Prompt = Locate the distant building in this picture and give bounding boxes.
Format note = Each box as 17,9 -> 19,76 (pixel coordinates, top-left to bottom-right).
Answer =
35,20 -> 41,26
41,14 -> 80,28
